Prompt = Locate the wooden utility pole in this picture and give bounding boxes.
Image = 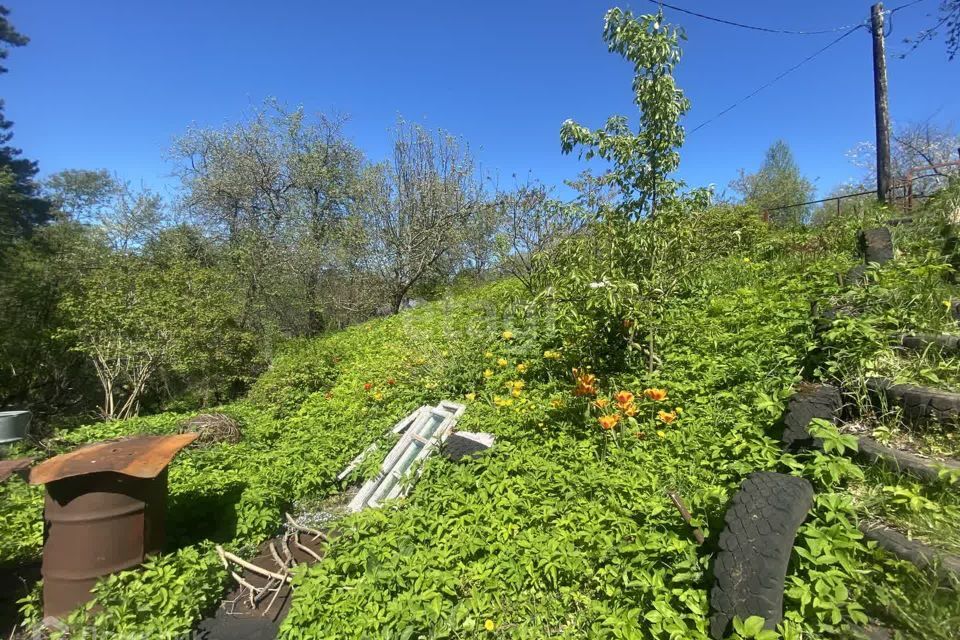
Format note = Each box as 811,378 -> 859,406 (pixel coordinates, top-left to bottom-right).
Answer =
871,3 -> 893,203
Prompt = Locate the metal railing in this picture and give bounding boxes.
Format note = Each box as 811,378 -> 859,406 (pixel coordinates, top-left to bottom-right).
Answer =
761,159 -> 960,223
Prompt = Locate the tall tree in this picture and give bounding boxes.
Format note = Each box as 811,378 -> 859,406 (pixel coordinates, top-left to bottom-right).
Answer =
360,119 -> 480,313
731,140 -> 814,224
0,5 -> 49,243
544,7 -> 708,372
560,8 -> 689,219
171,101 -> 364,335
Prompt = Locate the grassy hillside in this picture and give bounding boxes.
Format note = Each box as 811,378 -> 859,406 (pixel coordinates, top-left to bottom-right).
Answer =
3,196 -> 959,639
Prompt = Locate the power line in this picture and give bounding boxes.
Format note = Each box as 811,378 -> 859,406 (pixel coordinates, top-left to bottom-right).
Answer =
887,0 -> 929,14
646,0 -> 867,35
687,24 -> 866,135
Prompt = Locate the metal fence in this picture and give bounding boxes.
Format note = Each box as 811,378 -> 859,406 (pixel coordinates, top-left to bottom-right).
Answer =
761,160 -> 960,223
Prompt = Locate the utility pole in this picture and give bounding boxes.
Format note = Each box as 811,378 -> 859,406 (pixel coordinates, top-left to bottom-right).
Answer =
871,3 -> 893,203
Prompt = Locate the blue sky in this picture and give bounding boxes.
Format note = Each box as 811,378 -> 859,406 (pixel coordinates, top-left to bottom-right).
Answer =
3,1 -> 958,201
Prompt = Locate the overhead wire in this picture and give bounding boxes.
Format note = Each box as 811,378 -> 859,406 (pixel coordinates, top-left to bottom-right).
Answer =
887,0 -> 929,15
645,0 -> 929,35
639,1 -> 933,134
644,0 -> 867,35
686,24 -> 866,135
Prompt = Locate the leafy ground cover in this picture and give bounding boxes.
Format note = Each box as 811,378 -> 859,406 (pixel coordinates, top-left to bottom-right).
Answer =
3,200 -> 959,639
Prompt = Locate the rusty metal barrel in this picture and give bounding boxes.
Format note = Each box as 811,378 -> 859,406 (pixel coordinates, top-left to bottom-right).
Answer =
29,434 -> 196,619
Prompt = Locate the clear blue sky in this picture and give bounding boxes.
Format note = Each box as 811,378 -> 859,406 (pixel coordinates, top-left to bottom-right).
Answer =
3,0 -> 958,201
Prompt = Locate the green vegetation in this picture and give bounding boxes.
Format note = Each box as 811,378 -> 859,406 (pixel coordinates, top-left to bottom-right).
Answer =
1,4 -> 959,640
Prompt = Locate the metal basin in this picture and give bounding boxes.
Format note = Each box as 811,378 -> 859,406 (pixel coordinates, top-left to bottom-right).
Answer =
0,410 -> 31,444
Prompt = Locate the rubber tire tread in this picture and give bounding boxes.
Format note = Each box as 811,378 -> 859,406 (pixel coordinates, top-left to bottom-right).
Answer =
709,472 -> 814,640
857,228 -> 893,265
780,384 -> 841,452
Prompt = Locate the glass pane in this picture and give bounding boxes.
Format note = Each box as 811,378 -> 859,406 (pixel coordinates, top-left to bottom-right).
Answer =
393,440 -> 424,476
370,472 -> 399,505
416,412 -> 446,440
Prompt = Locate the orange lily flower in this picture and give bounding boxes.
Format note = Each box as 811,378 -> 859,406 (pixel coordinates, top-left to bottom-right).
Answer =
658,410 -> 677,424
644,388 -> 668,402
615,390 -> 634,409
573,370 -> 597,397
598,414 -> 619,430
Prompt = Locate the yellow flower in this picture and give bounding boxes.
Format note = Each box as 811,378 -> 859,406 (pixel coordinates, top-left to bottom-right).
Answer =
502,330 -> 514,340
675,407 -> 684,415
516,363 -> 528,373
485,351 -> 494,358
945,300 -> 953,310
497,358 -> 509,368
543,350 -> 561,360
658,410 -> 677,424
483,369 -> 494,378
594,398 -> 610,409
465,392 -> 476,402
507,380 -> 525,390
373,391 -> 383,401
485,619 -> 496,632
550,398 -> 564,409
493,395 -> 514,408
657,430 -> 666,438
743,257 -> 751,263
511,389 -> 522,398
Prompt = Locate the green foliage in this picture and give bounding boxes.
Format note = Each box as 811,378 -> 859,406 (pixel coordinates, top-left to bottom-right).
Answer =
275,251 -> 849,638
0,476 -> 43,565
731,140 -> 814,225
560,7 -> 689,217
0,222 -> 101,418
5,206 -> 959,638
249,339 -> 342,415
57,249 -> 258,418
44,545 -> 227,639
729,616 -> 778,640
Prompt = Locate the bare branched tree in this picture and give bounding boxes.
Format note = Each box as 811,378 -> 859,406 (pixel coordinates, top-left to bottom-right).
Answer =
847,119 -> 960,195
359,120 -> 480,313
494,178 -> 584,293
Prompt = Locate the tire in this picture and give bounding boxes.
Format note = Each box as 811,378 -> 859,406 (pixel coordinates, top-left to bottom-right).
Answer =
709,472 -> 814,640
843,264 -> 868,287
866,377 -> 960,426
857,228 -> 893,265
780,384 -> 842,452
899,333 -> 960,355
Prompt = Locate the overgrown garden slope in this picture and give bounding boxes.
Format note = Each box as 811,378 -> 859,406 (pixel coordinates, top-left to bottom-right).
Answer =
6,196 -> 958,639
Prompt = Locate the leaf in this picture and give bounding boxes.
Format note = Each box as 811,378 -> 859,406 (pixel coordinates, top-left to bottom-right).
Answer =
742,615 -> 766,637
